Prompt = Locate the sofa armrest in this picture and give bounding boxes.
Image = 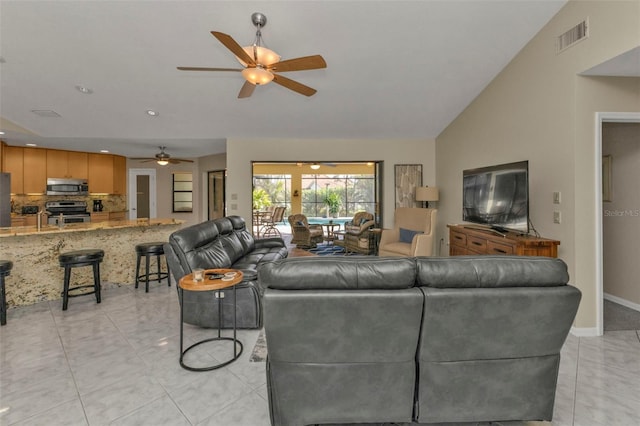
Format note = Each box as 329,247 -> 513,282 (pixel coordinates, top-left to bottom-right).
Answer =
413,234 -> 434,256
379,228 -> 398,247
255,237 -> 286,249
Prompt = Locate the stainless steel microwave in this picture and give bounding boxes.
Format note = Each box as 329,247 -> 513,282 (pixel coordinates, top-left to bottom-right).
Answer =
46,178 -> 89,196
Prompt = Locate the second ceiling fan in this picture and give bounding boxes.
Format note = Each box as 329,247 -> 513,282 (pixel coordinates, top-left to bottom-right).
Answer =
178,12 -> 327,98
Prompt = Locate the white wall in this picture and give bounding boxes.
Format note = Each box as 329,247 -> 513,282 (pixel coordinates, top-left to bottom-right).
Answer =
226,138 -> 436,229
602,123 -> 640,305
435,0 -> 640,330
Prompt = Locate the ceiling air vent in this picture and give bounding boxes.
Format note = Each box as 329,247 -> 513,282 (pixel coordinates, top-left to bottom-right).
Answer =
557,19 -> 589,53
31,109 -> 61,117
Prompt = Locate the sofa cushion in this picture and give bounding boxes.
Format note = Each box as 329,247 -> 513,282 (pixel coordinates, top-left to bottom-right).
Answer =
259,257 -> 416,290
399,227 -> 422,243
380,241 -> 413,256
416,256 -> 570,288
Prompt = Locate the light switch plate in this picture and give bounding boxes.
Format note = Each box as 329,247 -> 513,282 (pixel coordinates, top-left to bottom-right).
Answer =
553,192 -> 561,204
553,211 -> 561,224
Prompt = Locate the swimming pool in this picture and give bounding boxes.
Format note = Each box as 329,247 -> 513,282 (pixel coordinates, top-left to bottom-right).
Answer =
306,217 -> 352,226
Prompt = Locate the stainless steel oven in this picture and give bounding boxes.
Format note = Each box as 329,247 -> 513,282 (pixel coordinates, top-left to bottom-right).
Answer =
46,178 -> 89,196
45,201 -> 91,225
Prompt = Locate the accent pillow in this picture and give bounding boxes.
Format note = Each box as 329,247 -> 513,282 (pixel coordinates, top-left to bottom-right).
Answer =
296,221 -> 305,226
399,227 -> 423,244
359,217 -> 369,225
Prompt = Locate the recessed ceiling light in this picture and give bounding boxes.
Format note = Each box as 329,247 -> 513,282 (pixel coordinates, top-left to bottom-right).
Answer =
0,131 -> 5,135
75,85 -> 93,94
31,109 -> 61,117
100,150 -> 109,153
146,110 -> 159,116
26,143 -> 37,147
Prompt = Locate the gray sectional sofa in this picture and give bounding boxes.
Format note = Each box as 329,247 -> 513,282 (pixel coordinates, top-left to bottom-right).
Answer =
164,216 -> 288,329
259,255 -> 581,426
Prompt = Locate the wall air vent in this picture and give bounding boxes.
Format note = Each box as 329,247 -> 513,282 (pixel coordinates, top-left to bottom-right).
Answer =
557,19 -> 589,54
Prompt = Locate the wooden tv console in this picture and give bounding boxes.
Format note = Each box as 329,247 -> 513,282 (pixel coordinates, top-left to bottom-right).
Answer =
448,224 -> 560,258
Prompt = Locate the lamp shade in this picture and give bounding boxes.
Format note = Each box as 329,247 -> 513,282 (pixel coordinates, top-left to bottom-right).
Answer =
415,186 -> 439,202
241,67 -> 274,85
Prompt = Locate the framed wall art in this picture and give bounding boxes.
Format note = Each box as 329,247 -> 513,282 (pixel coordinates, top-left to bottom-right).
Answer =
394,164 -> 423,208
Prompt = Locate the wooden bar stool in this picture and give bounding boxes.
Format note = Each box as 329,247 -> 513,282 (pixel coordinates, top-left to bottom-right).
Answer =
58,249 -> 104,311
0,260 -> 13,325
135,242 -> 170,292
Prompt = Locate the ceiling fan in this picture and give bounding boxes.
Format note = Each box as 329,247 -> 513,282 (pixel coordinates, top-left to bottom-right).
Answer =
177,12 -> 327,98
131,146 -> 194,166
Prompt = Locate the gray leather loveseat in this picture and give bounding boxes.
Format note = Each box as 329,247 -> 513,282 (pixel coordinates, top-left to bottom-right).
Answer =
164,216 -> 288,329
259,256 -> 581,425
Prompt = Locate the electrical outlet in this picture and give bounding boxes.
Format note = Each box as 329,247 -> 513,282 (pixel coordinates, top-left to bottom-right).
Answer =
553,211 -> 561,224
230,203 -> 237,210
553,191 -> 561,204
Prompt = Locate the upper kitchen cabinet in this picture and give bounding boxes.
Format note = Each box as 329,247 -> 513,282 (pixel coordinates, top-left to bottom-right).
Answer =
2,145 -> 24,193
23,148 -> 47,194
113,155 -> 126,195
88,153 -> 126,195
46,149 -> 88,179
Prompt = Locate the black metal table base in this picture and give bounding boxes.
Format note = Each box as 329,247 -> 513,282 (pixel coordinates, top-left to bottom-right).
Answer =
180,337 -> 243,371
179,283 -> 242,371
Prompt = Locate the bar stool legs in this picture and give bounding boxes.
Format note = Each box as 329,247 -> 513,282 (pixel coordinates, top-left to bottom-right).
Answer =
0,260 -> 13,326
58,249 -> 104,311
135,242 -> 170,292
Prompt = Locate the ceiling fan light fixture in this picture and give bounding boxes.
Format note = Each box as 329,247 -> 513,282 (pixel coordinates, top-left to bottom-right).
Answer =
242,67 -> 274,85
310,163 -> 321,170
156,159 -> 169,166
237,46 -> 281,67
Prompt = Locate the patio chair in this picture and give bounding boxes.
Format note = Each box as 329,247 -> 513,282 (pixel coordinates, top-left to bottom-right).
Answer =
261,206 -> 286,238
288,214 -> 324,248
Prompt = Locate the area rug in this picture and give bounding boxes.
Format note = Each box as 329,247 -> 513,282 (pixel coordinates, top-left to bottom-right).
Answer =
249,329 -> 267,362
307,243 -> 348,256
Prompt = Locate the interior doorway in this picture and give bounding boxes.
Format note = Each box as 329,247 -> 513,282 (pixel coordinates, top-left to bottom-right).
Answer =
208,170 -> 226,220
128,168 -> 157,219
596,112 -> 640,335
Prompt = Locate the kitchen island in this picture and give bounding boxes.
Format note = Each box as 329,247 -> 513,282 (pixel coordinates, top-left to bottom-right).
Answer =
0,218 -> 184,307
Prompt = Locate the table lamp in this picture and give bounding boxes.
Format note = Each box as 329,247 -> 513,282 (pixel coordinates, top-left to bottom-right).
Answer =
415,186 -> 439,208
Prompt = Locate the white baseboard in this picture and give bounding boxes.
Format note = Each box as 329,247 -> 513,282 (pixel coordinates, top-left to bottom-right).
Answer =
570,326 -> 600,337
603,293 -> 640,312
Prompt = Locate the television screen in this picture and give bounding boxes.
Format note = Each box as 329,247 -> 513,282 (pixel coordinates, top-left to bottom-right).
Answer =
462,161 -> 529,233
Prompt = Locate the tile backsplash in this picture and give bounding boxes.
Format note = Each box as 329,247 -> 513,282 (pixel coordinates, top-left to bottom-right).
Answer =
11,194 -> 127,213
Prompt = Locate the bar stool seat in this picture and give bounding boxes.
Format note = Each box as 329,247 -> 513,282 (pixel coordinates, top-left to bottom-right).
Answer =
135,242 -> 170,293
58,249 -> 104,311
0,260 -> 13,326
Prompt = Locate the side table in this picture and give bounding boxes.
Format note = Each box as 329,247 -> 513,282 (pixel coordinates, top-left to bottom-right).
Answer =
369,228 -> 383,255
178,268 -> 244,371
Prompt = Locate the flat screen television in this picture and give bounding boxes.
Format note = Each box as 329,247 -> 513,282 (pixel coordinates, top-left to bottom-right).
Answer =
462,160 -> 529,234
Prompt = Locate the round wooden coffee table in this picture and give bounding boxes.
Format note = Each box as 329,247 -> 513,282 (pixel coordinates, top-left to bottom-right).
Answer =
178,268 -> 244,371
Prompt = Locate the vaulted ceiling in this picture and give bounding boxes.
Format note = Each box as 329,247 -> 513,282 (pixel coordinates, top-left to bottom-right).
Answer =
0,0 -> 574,159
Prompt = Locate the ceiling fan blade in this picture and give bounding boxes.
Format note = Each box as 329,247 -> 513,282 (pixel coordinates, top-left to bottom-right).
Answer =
268,55 -> 326,72
177,66 -> 242,72
238,80 -> 256,98
211,31 -> 255,66
169,158 -> 194,164
272,74 -> 317,97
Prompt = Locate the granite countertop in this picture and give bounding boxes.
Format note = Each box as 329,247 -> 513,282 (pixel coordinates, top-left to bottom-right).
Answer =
0,218 -> 183,237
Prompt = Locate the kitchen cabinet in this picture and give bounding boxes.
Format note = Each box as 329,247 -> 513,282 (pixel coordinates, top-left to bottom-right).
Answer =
88,154 -> 126,195
23,148 -> 47,194
109,211 -> 126,221
88,154 -> 114,193
46,149 -> 88,179
2,146 -> 24,194
11,216 -> 25,227
112,155 -> 126,195
90,212 -> 110,223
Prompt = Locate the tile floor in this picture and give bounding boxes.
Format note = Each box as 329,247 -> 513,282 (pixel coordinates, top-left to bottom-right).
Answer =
1,276 -> 640,425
